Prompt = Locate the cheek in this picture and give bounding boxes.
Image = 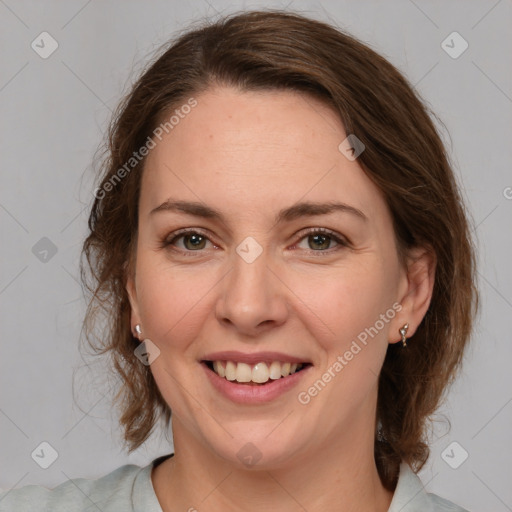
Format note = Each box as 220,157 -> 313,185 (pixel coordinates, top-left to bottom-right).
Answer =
296,269 -> 397,407
135,255 -> 218,350
290,260 -> 398,350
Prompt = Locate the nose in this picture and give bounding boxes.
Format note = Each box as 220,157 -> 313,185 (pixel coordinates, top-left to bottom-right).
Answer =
215,251 -> 289,338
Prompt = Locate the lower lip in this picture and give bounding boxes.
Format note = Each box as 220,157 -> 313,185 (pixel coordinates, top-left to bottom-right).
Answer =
201,362 -> 312,404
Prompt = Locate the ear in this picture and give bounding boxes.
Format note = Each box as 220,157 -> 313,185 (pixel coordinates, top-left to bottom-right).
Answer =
389,246 -> 436,344
125,263 -> 142,337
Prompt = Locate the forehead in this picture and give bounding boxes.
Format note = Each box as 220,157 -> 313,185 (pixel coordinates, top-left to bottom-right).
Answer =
140,87 -> 388,224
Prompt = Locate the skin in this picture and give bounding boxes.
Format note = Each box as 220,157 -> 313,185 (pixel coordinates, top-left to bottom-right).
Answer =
126,87 -> 435,512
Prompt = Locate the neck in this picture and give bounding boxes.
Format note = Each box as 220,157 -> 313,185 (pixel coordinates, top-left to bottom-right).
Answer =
152,421 -> 394,512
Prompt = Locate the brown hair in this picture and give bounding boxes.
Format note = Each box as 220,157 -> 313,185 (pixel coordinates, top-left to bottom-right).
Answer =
81,9 -> 478,490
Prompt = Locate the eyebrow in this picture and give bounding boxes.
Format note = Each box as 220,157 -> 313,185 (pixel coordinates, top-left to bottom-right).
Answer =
150,199 -> 368,224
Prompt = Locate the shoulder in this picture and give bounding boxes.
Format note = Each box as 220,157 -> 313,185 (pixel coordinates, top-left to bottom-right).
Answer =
0,462 -> 157,512
388,462 -> 471,512
427,492 -> 471,511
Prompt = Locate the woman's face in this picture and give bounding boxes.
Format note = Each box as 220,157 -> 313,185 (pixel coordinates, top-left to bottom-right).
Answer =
127,86 -> 410,468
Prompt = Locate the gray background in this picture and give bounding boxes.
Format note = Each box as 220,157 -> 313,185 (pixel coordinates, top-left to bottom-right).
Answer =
1,1 -> 511,510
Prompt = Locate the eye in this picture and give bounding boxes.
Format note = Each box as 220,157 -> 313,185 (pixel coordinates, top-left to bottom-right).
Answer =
162,229 -> 215,253
293,228 -> 349,255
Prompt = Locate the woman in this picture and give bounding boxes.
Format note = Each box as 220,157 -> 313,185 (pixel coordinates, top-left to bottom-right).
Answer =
0,10 -> 477,511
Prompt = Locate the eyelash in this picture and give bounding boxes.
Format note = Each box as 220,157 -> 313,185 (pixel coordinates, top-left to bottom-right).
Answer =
160,227 -> 350,257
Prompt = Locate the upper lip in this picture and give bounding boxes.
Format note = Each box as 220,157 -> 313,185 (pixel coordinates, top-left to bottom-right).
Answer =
201,351 -> 312,365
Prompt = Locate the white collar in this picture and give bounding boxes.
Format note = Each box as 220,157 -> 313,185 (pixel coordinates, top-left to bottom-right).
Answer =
388,462 -> 434,511
387,462 -> 467,511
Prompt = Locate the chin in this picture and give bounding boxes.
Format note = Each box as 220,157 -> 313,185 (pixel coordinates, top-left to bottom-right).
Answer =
205,429 -> 306,471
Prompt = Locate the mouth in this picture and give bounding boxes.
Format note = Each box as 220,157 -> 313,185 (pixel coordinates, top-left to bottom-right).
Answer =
202,360 -> 313,385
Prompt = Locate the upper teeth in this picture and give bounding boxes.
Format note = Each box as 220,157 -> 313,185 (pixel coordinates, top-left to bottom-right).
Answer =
212,361 -> 304,384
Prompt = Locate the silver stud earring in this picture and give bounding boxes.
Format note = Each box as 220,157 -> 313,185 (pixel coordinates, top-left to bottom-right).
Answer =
134,324 -> 142,338
399,323 -> 409,348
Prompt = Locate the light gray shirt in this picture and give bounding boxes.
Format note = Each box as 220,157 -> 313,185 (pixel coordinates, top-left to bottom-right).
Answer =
0,455 -> 470,511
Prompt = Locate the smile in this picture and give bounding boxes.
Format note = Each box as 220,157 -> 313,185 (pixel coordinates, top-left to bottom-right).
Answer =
204,360 -> 310,384
201,357 -> 313,404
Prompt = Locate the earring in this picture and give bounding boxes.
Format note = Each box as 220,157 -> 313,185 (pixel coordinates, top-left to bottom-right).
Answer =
399,323 -> 409,347
134,324 -> 142,339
